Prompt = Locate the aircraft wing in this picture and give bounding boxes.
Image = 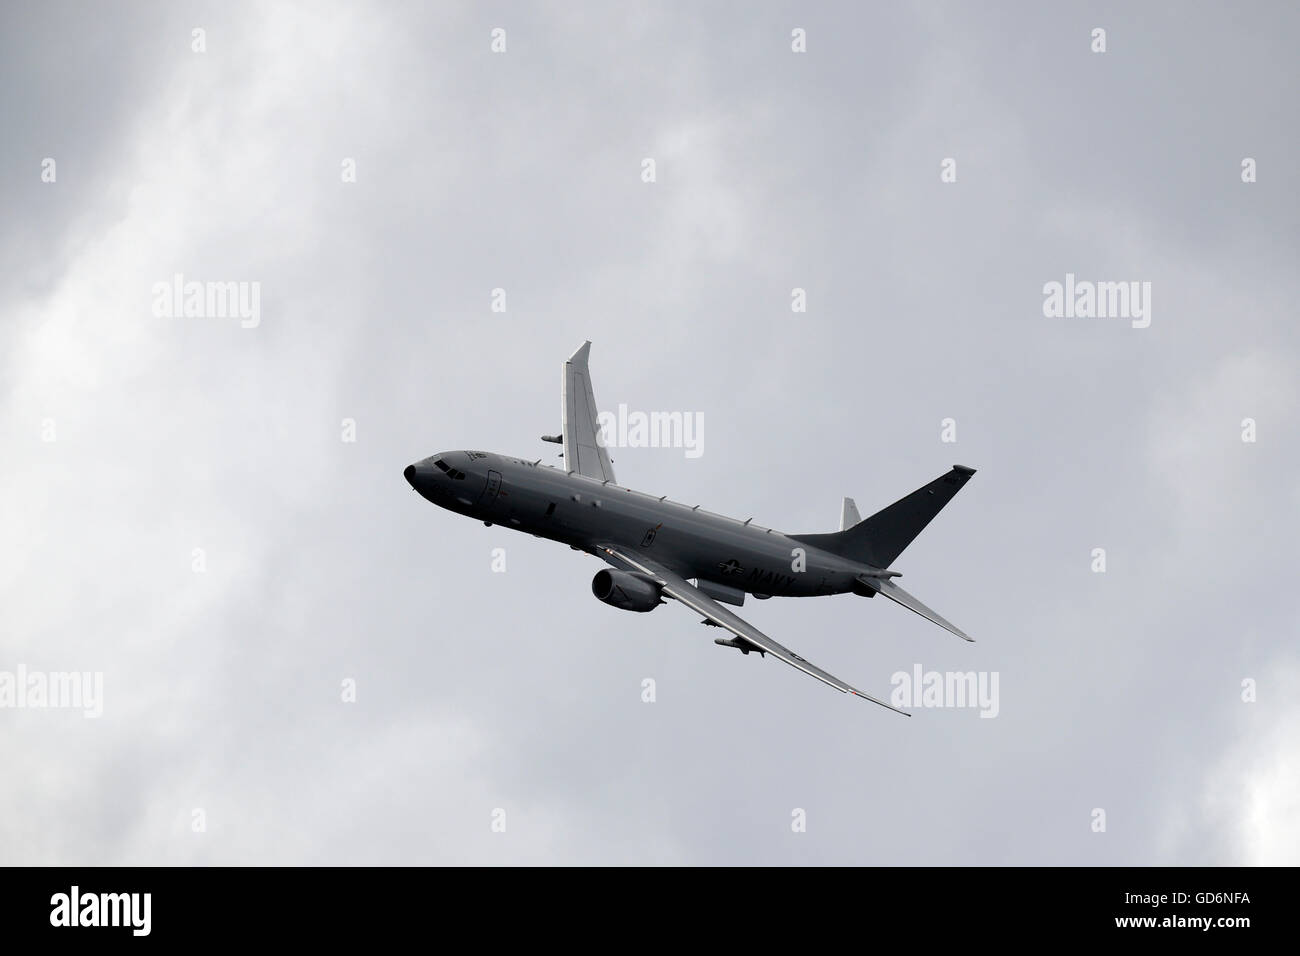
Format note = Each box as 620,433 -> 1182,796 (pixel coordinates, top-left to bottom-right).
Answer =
597,546 -> 908,715
562,341 -> 616,483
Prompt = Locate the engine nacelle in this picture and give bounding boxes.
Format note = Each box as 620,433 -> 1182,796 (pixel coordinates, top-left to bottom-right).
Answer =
591,569 -> 662,612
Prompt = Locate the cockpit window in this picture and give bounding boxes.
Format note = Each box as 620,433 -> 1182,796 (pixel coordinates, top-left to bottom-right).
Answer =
432,458 -> 466,478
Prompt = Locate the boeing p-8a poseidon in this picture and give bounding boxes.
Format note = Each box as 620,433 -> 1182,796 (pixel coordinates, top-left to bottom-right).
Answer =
404,342 -> 977,715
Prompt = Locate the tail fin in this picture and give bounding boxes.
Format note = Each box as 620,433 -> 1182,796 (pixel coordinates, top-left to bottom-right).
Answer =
793,465 -> 976,568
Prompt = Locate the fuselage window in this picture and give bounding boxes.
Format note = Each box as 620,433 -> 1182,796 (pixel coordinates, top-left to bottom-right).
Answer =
545,502 -> 556,516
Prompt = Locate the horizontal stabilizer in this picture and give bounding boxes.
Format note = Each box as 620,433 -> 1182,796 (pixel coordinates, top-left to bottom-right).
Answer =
863,575 -> 973,642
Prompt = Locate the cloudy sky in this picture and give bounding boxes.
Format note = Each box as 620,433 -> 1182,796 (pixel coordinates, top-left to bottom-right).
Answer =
2,1 -> 1296,865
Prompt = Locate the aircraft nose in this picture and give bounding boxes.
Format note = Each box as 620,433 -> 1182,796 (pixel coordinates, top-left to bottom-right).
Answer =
403,463 -> 418,488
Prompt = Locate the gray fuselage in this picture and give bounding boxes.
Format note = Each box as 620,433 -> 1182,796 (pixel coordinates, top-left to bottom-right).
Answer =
404,449 -> 869,598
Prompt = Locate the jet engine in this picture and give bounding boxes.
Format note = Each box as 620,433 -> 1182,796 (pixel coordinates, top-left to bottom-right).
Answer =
591,569 -> 663,612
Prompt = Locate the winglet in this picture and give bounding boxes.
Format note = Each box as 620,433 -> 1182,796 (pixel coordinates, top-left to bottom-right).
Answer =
569,340 -> 593,366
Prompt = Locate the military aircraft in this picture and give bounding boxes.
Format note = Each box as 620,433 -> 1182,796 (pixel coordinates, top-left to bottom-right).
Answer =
404,342 -> 977,715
